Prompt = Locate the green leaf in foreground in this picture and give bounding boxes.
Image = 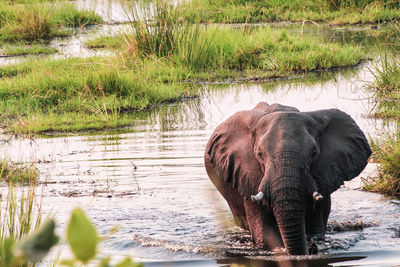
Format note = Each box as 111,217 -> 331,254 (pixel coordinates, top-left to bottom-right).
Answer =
2,238 -> 16,266
115,257 -> 143,267
18,219 -> 59,263
67,208 -> 98,263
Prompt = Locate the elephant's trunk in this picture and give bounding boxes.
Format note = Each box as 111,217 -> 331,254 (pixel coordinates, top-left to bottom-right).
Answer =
269,152 -> 308,255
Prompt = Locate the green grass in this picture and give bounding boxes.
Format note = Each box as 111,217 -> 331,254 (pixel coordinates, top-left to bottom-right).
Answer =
369,56 -> 400,119
85,35 -> 125,49
89,25 -> 364,75
0,57 -> 194,134
0,183 -> 42,266
92,1 -> 365,76
0,2 -> 102,43
0,44 -> 57,56
1,5 -> 367,135
365,54 -> 400,197
0,158 -> 39,184
177,0 -> 400,25
364,137 -> 400,197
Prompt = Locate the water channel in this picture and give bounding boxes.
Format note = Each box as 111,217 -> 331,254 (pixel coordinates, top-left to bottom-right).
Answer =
1,1 -> 400,266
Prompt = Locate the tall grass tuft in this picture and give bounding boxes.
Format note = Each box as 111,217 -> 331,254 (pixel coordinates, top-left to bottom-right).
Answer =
369,55 -> 400,119
0,183 -> 42,266
120,1 -> 363,72
127,0 -> 183,58
0,159 -> 39,185
364,137 -> 400,197
0,4 -> 55,42
0,2 -> 102,42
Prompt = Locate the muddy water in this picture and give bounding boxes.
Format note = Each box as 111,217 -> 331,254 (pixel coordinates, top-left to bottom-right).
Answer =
2,63 -> 400,266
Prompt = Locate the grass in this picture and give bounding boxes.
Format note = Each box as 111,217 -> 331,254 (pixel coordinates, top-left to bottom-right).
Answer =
0,2 -> 102,43
0,158 -> 39,184
89,25 -> 365,77
0,44 -> 57,56
0,57 -> 194,134
85,36 -> 124,49
369,56 -> 400,119
0,1 -> 367,135
0,183 -> 42,266
177,0 -> 400,25
364,137 -> 400,197
365,54 -> 400,197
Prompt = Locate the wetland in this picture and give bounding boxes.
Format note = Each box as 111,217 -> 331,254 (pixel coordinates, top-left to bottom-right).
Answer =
1,0 -> 400,266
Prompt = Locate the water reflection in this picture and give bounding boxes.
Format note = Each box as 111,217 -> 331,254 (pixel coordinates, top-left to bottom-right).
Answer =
74,0 -> 135,23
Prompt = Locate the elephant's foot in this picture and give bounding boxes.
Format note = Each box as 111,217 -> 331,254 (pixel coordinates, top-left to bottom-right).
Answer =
243,200 -> 283,250
307,234 -> 323,255
308,241 -> 318,254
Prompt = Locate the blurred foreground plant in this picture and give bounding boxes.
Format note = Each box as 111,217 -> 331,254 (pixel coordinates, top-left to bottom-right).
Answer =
2,207 -> 142,266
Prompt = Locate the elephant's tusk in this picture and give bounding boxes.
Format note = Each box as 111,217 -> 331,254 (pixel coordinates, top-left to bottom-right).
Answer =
251,191 -> 264,202
313,191 -> 323,201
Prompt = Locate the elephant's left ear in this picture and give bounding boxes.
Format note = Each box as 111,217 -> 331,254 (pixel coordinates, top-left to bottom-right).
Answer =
305,109 -> 372,196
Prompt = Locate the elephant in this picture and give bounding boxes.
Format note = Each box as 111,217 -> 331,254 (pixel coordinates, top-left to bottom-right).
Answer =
204,102 -> 371,255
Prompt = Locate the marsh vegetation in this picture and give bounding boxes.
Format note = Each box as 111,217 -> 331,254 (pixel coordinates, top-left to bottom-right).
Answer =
178,0 -> 400,24
0,1 -> 367,134
364,55 -> 400,197
0,1 -> 102,57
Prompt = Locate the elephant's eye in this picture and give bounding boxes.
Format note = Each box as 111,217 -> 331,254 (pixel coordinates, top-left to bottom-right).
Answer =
257,151 -> 264,160
311,150 -> 319,161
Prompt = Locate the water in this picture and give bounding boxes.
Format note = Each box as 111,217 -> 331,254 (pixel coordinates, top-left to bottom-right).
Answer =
1,62 -> 400,266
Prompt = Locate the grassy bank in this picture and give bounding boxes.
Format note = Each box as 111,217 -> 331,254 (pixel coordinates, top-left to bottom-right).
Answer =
364,55 -> 400,197
88,25 -> 365,77
0,44 -> 57,57
2,24 -> 365,134
364,137 -> 400,197
0,57 -> 193,134
0,1 -> 367,135
177,0 -> 400,25
369,56 -> 400,119
0,2 -> 102,43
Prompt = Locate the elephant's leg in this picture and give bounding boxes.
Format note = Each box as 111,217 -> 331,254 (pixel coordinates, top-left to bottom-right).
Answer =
306,195 -> 332,237
243,199 -> 283,250
205,161 -> 248,229
227,196 -> 248,230
221,185 -> 248,229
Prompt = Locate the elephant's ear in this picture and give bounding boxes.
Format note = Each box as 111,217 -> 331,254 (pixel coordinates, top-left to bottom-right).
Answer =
305,109 -> 372,196
206,109 -> 266,199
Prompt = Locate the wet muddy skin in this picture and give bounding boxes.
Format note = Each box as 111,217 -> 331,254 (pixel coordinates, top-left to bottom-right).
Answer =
1,1 -> 400,266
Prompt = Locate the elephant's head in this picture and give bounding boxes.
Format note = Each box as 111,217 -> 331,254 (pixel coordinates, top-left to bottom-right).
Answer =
206,102 -> 371,255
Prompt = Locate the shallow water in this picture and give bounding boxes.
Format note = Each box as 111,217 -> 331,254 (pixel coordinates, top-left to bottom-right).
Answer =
2,63 -> 400,266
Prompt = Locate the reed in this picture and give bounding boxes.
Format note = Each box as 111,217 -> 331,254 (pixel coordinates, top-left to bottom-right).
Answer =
0,159 -> 39,185
0,183 -> 42,266
364,137 -> 400,197
0,2 -> 102,42
369,55 -> 400,119
177,0 -> 400,24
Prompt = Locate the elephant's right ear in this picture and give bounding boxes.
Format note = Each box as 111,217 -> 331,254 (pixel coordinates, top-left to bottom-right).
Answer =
205,110 -> 265,199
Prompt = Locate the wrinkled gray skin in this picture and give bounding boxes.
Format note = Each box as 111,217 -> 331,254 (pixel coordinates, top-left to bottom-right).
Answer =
204,102 -> 371,255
